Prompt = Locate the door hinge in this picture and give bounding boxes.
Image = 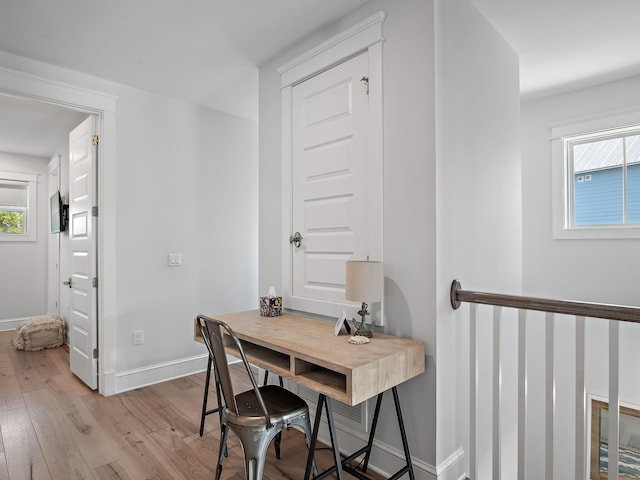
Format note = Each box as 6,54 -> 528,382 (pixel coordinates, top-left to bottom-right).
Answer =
360,76 -> 369,95
92,277 -> 98,288
92,135 -> 99,146
92,206 -> 98,217
93,348 -> 98,359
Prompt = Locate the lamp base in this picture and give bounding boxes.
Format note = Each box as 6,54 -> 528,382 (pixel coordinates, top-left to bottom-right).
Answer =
352,301 -> 374,337
354,323 -> 373,338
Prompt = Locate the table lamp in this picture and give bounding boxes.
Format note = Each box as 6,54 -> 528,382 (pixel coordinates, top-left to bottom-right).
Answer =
345,260 -> 383,337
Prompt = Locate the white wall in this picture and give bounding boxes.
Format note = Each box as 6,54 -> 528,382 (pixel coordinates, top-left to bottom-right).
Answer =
112,89 -> 258,373
522,74 -> 640,479
113,94 -> 258,379
0,51 -> 258,389
435,0 -> 521,478
196,111 -> 259,317
259,0 -> 438,476
522,75 -> 640,306
0,152 -> 50,326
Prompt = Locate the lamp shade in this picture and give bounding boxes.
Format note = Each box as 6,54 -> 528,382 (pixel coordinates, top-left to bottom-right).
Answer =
345,260 -> 383,303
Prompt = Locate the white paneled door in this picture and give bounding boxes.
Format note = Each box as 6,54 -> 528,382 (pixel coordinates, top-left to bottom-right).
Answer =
68,116 -> 98,390
291,51 -> 371,305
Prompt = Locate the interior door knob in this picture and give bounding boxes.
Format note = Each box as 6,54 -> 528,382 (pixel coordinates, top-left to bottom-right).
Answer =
63,277 -> 72,288
289,232 -> 303,248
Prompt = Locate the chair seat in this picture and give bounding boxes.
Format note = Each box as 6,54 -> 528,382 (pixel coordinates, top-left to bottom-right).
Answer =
231,385 -> 308,426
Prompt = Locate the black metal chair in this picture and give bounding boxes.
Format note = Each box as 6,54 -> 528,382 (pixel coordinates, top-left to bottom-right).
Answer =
197,314 -> 314,480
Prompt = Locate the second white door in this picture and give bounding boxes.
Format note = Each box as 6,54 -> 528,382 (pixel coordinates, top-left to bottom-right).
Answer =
68,115 -> 98,390
291,51 -> 372,306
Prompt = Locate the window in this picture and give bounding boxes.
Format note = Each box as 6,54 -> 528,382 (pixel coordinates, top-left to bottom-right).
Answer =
0,171 -> 38,242
567,128 -> 640,226
552,108 -> 640,239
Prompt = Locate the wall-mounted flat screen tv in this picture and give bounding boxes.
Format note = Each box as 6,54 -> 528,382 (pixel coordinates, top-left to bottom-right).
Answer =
50,191 -> 68,233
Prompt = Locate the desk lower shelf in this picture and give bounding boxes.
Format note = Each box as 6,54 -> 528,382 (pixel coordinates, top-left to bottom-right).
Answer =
223,338 -> 349,403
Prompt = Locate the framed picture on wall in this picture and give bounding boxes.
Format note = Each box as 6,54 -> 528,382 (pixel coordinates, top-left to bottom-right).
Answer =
589,396 -> 640,479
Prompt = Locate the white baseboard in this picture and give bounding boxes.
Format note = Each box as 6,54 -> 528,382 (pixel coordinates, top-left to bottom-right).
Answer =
0,317 -> 26,331
114,353 -> 209,393
436,448 -> 466,480
102,370 -> 116,396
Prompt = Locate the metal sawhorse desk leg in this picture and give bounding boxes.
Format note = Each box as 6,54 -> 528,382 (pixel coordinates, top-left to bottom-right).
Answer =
304,386 -> 416,480
199,355 -> 224,436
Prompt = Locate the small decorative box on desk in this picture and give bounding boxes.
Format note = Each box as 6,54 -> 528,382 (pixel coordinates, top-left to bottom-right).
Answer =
259,296 -> 282,317
259,286 -> 282,317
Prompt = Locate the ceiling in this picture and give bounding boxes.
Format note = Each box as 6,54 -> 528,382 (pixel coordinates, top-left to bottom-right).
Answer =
469,0 -> 640,101
0,0 -> 369,158
0,96 -> 88,158
0,0 -> 370,122
2,0 -> 640,158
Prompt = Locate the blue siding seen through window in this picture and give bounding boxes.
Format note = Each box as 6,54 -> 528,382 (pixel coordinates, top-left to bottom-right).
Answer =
574,164 -> 640,225
574,167 -> 623,225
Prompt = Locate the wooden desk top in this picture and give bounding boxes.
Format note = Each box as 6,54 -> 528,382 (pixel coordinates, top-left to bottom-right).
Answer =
195,310 -> 425,406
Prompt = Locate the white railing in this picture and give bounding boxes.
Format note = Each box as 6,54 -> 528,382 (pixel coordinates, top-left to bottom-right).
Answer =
450,281 -> 640,480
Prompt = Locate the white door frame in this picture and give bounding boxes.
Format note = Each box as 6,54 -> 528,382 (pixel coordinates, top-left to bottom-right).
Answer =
278,11 -> 385,318
0,66 -> 118,395
47,155 -> 61,317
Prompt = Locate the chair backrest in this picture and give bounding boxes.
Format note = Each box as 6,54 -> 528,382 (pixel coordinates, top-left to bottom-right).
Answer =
197,314 -> 272,426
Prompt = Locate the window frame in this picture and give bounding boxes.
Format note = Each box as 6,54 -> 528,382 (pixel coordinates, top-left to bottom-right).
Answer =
552,107 -> 640,239
0,171 -> 38,242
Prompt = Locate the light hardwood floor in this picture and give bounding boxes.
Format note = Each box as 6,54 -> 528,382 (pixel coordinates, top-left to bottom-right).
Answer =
0,330 -> 382,480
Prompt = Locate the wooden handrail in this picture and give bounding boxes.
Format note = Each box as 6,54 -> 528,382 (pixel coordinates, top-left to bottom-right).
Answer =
450,280 -> 640,324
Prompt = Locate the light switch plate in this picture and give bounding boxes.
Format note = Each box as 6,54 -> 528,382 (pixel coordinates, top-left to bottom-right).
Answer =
133,329 -> 144,345
168,253 -> 182,266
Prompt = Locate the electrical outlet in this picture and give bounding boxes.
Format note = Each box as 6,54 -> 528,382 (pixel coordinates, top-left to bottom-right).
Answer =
133,329 -> 144,345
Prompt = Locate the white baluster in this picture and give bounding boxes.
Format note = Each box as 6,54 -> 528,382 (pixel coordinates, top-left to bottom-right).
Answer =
575,316 -> 586,480
609,321 -> 620,480
517,309 -> 527,480
493,306 -> 502,480
470,303 -> 477,479
545,312 -> 555,480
